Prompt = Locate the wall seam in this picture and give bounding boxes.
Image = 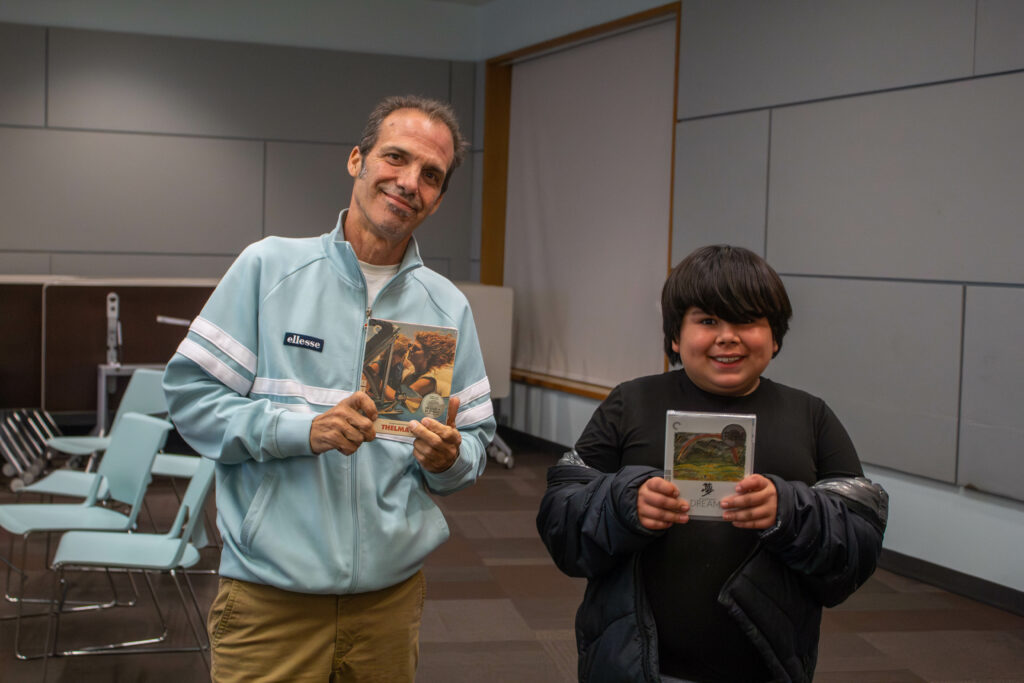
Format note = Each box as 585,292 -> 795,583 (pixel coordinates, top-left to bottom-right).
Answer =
779,273 -> 1024,289
763,109 -> 772,257
0,121 -> 354,146
954,285 -> 967,484
43,27 -> 49,127
971,0 -> 980,76
678,67 -> 1024,123
261,141 -> 268,238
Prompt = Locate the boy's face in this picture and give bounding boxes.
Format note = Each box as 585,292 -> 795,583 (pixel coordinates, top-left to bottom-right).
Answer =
674,307 -> 778,396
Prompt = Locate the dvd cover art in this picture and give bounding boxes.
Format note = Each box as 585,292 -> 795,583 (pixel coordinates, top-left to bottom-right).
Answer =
664,411 -> 756,519
360,318 -> 458,440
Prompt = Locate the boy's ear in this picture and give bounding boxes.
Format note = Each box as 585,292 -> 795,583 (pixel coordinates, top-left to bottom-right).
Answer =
671,338 -> 680,354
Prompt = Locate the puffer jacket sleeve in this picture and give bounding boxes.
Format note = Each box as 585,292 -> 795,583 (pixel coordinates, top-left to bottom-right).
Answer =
760,475 -> 889,607
537,456 -> 664,579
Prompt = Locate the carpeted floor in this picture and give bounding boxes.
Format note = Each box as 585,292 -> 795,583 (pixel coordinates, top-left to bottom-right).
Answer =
2,427 -> 1022,682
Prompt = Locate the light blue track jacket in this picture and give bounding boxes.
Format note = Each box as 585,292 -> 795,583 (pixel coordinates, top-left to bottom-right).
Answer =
163,213 -> 496,594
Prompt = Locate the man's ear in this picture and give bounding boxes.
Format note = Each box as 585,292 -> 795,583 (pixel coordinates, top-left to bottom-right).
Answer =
347,147 -> 362,178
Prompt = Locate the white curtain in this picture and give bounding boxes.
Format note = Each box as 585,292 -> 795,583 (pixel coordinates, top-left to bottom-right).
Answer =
503,19 -> 677,388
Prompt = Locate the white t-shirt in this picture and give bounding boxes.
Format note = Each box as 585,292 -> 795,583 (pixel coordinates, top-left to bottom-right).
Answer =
359,260 -> 400,304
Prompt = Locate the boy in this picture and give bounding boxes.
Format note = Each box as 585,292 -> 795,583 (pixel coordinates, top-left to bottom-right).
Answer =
537,245 -> 887,682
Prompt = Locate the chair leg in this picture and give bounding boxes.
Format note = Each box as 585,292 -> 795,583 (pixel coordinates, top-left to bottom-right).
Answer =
4,531 -> 37,604
142,497 -> 161,534
57,569 -> 170,655
172,569 -> 211,668
14,564 -> 66,661
4,531 -> 138,609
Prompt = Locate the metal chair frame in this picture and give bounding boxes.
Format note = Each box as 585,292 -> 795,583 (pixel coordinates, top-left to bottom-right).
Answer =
33,459 -> 217,672
0,414 -> 170,631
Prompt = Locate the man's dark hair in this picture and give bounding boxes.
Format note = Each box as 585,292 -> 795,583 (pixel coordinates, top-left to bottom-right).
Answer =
661,245 -> 793,364
357,95 -> 467,194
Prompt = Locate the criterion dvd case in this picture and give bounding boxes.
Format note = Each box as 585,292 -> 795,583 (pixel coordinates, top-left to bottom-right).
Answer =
360,318 -> 458,440
664,411 -> 756,519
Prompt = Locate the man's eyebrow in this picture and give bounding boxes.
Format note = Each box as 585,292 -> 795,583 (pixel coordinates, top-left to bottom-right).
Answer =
378,145 -> 445,176
378,144 -> 407,157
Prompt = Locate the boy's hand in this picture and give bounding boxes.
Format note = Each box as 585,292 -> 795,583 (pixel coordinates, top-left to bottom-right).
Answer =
637,476 -> 689,530
720,474 -> 777,529
409,397 -> 461,473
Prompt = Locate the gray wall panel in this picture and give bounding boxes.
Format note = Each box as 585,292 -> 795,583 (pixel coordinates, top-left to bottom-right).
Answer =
767,73 -> 1024,283
48,27 -> 452,141
469,149 -> 484,263
51,253 -> 235,279
0,128 -> 262,254
672,112 -> 769,266
678,0 -> 975,118
472,62 -> 486,151
958,286 -> 1024,501
265,142 -> 352,239
767,277 -> 962,482
450,60 -> 477,150
0,252 -> 49,275
422,257 -> 451,279
976,0 -> 1024,75
418,154 -> 474,282
0,22 -> 45,126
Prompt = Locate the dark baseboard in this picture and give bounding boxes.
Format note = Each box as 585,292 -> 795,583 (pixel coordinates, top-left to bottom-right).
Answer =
496,425 -> 568,458
497,426 -> 1024,617
879,549 -> 1024,616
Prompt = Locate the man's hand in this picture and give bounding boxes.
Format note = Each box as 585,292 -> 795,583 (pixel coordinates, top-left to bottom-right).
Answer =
310,392 -> 378,455
409,397 -> 461,473
720,474 -> 777,530
637,476 -> 689,530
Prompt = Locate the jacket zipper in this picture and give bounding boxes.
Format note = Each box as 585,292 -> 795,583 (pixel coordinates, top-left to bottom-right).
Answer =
347,305 -> 372,592
347,263 -> 408,591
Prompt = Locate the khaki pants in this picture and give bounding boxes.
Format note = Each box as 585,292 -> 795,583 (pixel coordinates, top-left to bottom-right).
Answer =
208,572 -> 425,682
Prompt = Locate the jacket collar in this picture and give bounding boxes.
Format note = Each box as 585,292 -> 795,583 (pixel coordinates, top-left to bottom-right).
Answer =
322,209 -> 424,284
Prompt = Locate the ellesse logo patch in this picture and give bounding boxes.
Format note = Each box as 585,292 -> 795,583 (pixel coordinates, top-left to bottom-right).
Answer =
283,332 -> 324,352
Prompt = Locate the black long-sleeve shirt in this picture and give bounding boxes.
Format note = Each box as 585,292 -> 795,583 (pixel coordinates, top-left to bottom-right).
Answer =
574,370 -> 863,681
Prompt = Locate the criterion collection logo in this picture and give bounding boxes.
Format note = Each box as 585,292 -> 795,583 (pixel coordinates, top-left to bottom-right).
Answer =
283,332 -> 324,352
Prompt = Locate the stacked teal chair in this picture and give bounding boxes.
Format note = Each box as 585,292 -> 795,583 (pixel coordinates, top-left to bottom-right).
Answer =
0,412 -> 172,658
27,368 -> 169,499
38,458 -> 216,669
22,368 -> 215,546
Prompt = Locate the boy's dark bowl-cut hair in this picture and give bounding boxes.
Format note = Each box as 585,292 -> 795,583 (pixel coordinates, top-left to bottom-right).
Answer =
661,245 -> 793,365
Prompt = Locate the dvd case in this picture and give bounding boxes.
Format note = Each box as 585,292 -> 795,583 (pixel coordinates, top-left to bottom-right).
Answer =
664,410 -> 756,519
360,318 -> 458,440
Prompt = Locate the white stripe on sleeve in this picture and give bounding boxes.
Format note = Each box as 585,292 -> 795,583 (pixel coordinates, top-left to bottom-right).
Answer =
190,316 -> 258,374
176,338 -> 253,396
453,376 -> 491,406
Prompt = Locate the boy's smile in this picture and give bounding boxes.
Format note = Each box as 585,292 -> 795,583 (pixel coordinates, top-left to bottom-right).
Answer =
674,307 -> 778,396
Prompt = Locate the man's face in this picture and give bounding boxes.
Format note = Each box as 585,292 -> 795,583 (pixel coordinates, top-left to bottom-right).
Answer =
347,109 -> 455,248
673,307 -> 778,396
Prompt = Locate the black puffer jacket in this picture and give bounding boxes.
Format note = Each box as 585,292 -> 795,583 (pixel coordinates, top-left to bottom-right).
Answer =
537,457 -> 888,683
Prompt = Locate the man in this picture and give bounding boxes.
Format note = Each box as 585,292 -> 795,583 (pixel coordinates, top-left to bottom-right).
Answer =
164,95 -> 495,682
